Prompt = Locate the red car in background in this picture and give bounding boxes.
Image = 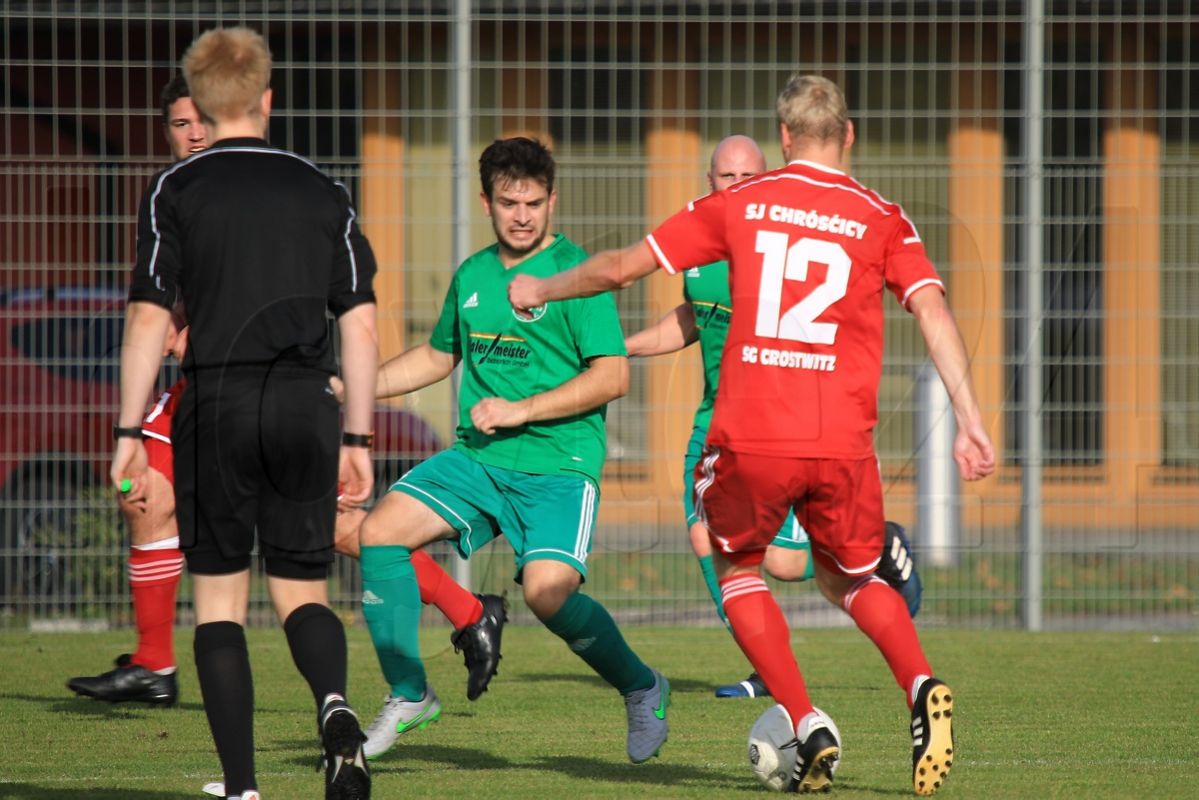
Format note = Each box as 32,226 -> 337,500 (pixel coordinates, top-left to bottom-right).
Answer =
0,288 -> 442,603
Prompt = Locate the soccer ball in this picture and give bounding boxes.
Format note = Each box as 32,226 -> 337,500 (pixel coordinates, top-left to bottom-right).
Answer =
747,704 -> 842,792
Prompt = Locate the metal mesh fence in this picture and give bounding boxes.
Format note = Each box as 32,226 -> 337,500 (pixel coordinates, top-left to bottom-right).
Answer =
2,3 -> 1196,632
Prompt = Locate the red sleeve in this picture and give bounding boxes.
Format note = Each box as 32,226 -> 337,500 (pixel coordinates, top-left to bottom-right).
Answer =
645,191 -> 730,275
882,211 -> 944,310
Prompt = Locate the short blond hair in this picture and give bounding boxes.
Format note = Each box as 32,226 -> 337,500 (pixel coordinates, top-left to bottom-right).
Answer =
183,26 -> 271,123
776,74 -> 849,146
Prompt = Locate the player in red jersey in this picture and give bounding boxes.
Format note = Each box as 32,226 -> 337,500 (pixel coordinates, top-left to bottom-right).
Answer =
69,303 -> 190,704
510,75 -> 994,796
67,76 -> 204,706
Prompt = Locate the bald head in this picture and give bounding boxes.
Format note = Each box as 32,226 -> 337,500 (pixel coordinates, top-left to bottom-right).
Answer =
707,135 -> 767,192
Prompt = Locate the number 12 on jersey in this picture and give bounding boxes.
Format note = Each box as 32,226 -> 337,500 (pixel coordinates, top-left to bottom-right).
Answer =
754,231 -> 850,345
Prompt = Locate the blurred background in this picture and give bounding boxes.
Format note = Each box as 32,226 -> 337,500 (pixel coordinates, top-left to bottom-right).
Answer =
2,1 -> 1196,632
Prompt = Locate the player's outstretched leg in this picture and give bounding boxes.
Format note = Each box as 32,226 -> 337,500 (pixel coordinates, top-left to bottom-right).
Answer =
362,687 -> 442,760
450,593 -> 508,700
714,671 -> 769,699
714,523 -> 812,699
360,543 -> 440,760
876,521 -> 923,617
321,697 -> 371,800
66,652 -> 178,705
911,678 -> 955,796
623,668 -> 671,763
788,710 -> 840,794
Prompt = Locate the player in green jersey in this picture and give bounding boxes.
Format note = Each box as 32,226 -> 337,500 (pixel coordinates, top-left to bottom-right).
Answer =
626,135 -> 922,699
355,137 -> 669,765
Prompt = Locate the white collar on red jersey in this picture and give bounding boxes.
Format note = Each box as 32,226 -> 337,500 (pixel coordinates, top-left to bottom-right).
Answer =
787,159 -> 847,176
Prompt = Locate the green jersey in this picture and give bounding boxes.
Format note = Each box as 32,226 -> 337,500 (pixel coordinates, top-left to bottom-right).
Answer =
681,260 -> 731,430
430,233 -> 626,484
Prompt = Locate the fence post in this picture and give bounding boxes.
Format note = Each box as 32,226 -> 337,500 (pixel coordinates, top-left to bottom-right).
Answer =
450,0 -> 473,592
1021,0 -> 1046,632
915,365 -> 960,567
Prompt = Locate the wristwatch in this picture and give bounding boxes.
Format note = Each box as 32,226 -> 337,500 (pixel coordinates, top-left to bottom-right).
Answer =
113,424 -> 145,440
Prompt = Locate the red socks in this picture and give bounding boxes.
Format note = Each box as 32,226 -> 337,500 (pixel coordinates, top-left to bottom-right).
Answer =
844,576 -> 932,705
720,574 -> 813,726
128,545 -> 183,672
410,548 -> 482,629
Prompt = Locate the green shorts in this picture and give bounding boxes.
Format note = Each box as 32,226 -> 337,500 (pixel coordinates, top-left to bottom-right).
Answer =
390,448 -> 599,581
683,426 -> 809,550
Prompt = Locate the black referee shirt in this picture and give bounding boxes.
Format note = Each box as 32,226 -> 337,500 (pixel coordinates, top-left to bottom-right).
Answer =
128,137 -> 377,376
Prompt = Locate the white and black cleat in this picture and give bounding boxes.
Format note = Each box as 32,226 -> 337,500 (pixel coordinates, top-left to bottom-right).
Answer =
911,678 -> 955,796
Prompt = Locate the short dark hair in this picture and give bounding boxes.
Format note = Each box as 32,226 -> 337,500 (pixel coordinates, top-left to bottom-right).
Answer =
159,74 -> 191,125
479,137 -> 555,199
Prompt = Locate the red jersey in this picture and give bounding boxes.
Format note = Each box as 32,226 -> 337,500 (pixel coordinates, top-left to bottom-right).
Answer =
141,378 -> 186,484
646,160 -> 943,458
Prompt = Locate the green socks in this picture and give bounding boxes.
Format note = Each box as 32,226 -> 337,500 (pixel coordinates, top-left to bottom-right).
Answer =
544,592 -> 653,695
360,545 -> 427,701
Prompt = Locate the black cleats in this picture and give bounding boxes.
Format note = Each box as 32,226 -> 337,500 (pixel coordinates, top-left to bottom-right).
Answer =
450,593 -> 507,701
911,678 -> 955,796
67,657 -> 177,706
321,702 -> 371,800
787,717 -> 839,794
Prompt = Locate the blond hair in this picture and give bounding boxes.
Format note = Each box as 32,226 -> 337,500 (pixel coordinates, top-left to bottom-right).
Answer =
183,27 -> 271,123
776,74 -> 849,146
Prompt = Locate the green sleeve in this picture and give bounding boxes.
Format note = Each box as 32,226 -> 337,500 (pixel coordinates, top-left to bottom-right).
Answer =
571,291 -> 628,361
429,273 -> 461,355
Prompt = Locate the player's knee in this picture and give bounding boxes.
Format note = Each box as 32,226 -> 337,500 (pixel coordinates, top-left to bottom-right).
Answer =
358,507 -> 398,547
813,565 -> 853,606
522,583 -> 572,620
764,547 -> 809,582
521,565 -> 580,620
687,522 -> 713,558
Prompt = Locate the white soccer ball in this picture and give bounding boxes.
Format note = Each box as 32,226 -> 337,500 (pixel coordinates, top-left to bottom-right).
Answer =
747,705 -> 841,792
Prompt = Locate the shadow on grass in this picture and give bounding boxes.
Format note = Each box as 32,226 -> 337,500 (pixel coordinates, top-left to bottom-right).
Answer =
341,742 -> 521,774
0,786 -> 196,800
530,754 -> 751,790
3,692 -> 204,716
515,671 -> 714,694
352,743 -> 750,791
829,776 -> 914,796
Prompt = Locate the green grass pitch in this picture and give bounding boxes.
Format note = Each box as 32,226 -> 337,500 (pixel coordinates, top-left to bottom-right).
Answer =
2,624 -> 1197,798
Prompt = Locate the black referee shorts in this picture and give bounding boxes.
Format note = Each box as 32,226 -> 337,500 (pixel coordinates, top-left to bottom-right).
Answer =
173,367 -> 340,579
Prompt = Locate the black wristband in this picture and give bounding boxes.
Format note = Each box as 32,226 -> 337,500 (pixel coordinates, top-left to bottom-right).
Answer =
342,432 -> 374,448
113,425 -> 145,441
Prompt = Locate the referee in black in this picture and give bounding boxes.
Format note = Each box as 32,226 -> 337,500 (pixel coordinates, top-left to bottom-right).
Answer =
112,27 -> 374,800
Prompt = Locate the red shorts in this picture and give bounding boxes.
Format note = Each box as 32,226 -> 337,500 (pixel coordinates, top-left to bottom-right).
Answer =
694,446 -> 884,575
141,383 -> 182,484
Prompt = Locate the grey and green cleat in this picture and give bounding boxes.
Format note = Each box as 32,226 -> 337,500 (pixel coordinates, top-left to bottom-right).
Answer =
624,669 -> 670,763
362,686 -> 442,760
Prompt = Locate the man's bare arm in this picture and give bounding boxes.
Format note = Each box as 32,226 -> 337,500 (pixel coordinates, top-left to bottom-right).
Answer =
111,302 -> 171,497
118,302 -> 171,428
625,303 -> 698,357
337,302 -> 379,506
908,285 -> 996,481
377,342 -> 459,399
470,355 -> 629,435
509,240 -> 660,311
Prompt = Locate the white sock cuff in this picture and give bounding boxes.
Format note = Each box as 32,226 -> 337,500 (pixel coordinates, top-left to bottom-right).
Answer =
910,674 -> 930,706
